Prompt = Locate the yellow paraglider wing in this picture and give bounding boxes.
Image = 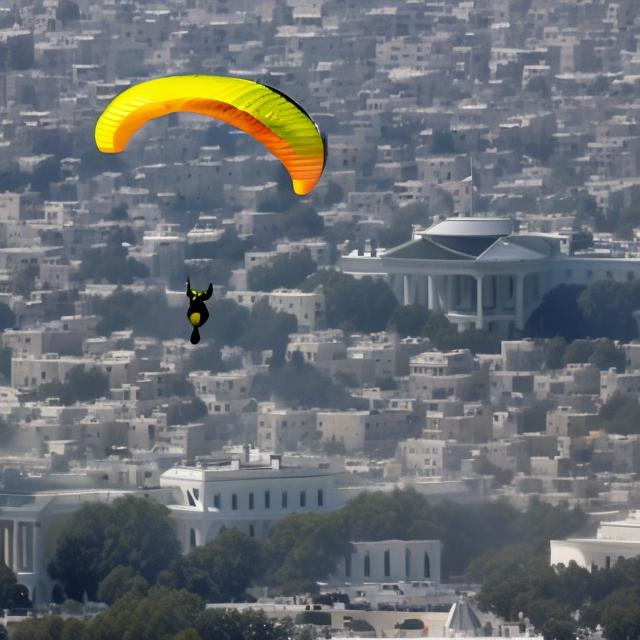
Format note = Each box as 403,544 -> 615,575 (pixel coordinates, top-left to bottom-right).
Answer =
94,75 -> 325,196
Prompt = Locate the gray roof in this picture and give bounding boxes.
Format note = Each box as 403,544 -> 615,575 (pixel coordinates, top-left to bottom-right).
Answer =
384,237 -> 473,260
445,597 -> 483,632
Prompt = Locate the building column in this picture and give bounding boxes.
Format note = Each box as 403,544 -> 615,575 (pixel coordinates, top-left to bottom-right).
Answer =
476,275 -> 484,329
13,521 -> 21,572
515,274 -> 524,330
447,275 -> 455,312
428,276 -> 440,312
403,274 -> 412,306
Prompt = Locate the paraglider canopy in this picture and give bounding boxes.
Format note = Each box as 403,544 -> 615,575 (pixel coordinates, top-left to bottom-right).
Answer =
94,75 -> 326,196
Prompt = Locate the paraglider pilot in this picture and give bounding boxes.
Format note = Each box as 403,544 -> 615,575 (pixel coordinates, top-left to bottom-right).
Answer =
186,278 -> 213,345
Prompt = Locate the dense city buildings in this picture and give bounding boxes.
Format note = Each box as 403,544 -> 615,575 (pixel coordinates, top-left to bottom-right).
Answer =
2,0 -> 640,637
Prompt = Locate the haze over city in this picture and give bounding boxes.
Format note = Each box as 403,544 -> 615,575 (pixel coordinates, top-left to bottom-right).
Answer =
1,0 -> 640,639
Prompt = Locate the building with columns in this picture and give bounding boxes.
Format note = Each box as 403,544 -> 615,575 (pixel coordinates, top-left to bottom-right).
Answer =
341,217 -> 640,338
0,488 -> 177,605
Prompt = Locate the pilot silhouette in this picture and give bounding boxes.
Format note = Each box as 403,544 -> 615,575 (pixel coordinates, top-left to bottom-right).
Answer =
186,278 -> 213,345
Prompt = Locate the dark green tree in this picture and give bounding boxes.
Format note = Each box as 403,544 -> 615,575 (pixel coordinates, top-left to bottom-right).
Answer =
97,566 -> 149,605
378,202 -> 430,248
166,529 -> 261,602
248,250 -> 317,292
48,496 -> 180,601
302,270 -> 398,333
544,336 -> 567,369
589,338 -> 625,372
387,304 -> 428,337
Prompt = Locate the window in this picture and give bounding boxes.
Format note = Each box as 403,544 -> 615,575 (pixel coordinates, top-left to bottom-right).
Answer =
424,552 -> 431,578
317,489 -> 324,507
364,552 -> 370,578
265,490 -> 270,509
249,524 -> 255,538
189,528 -> 197,549
606,556 -> 611,570
213,494 -> 221,509
232,494 -> 238,510
193,488 -> 199,501
249,493 -> 254,510
405,548 -> 411,578
282,491 -> 288,508
300,490 -> 306,507
384,549 -> 391,577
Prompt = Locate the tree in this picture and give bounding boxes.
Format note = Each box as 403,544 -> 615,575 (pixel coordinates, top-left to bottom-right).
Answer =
167,398 -> 208,426
589,338 -> 625,372
301,270 -> 398,333
248,250 -> 317,292
262,512 -> 352,593
11,265 -> 38,297
48,496 -> 180,601
110,203 -> 129,221
323,181 -> 344,206
166,529 -> 261,602
239,300 -> 297,367
578,280 -> 640,342
599,587 -> 640,640
206,299 -> 251,346
599,393 -> 640,436
387,304 -> 428,337
78,242 -> 149,285
282,203 -> 324,240
66,366 -> 109,402
0,302 -> 15,331
84,587 -> 203,640
525,285 -> 586,341
563,339 -> 595,365
0,562 -> 30,609
378,202 -> 430,248
544,336 -> 567,370
94,289 -> 185,340
57,0 -> 80,23
97,566 -> 149,605
250,354 -> 364,410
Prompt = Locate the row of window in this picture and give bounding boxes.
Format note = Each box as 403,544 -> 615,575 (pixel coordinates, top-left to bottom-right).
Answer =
211,489 -> 324,511
345,549 -> 431,579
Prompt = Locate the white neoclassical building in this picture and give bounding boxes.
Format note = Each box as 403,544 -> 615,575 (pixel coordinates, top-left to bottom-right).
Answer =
329,539 -> 442,585
341,217 -> 640,338
550,511 -> 640,571
160,455 -> 339,551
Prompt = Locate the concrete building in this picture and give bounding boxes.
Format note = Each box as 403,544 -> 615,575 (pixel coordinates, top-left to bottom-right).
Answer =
341,217 -> 640,338
330,539 -> 442,585
159,456 -> 338,550
0,488 -> 175,603
551,511 -> 640,571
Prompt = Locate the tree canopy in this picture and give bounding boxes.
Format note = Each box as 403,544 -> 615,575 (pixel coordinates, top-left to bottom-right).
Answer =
301,270 -> 398,333
248,250 -> 317,292
48,496 -> 180,601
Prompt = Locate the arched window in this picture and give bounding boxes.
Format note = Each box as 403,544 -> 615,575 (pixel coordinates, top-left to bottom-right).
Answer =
364,552 -> 370,578
424,552 -> 431,579
405,548 -> 411,578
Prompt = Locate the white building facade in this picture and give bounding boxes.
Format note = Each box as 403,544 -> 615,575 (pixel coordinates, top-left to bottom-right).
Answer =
550,511 -> 640,571
330,539 -> 442,585
341,217 -> 640,338
159,456 -> 339,551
